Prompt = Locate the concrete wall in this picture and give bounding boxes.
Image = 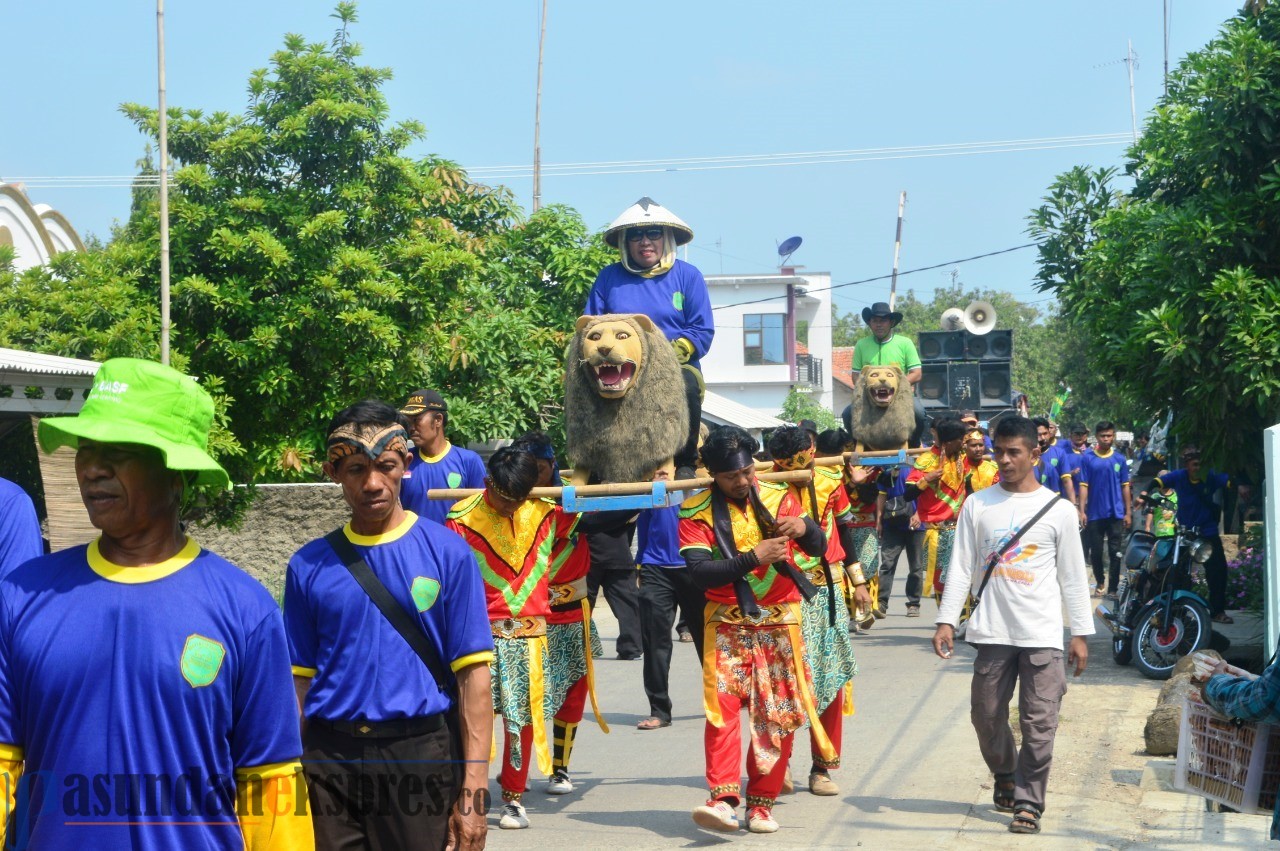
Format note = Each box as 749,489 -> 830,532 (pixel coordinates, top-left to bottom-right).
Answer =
192,484 -> 349,599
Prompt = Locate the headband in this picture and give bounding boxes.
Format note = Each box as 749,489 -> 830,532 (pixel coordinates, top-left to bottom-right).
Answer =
705,447 -> 756,475
965,429 -> 985,442
327,423 -> 410,466
771,447 -> 815,471
485,475 -> 525,503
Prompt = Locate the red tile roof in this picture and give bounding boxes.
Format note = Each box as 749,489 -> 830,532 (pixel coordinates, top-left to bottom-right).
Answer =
832,346 -> 855,390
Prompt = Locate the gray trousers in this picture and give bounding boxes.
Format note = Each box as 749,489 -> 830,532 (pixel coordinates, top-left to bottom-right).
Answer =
970,644 -> 1067,813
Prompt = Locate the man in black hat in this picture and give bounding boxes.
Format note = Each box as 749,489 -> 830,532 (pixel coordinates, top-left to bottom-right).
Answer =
847,302 -> 925,445
399,389 -> 487,526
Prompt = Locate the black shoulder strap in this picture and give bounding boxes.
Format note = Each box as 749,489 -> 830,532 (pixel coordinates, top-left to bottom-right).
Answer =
972,495 -> 1063,607
325,528 -> 454,691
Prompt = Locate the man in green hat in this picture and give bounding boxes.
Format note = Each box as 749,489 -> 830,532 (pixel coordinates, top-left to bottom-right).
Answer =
0,358 -> 311,850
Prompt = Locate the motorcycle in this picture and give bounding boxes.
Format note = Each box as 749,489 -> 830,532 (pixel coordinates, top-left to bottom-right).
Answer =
1096,492 -> 1217,679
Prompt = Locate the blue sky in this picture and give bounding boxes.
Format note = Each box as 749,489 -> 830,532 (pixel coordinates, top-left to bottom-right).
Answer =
4,1 -> 1241,324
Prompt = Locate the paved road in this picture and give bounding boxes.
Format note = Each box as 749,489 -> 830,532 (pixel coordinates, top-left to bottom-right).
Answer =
484,567 -> 1070,850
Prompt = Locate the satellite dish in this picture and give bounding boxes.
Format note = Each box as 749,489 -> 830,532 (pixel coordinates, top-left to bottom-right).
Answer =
940,307 -> 966,331
777,235 -> 803,265
964,300 -> 997,336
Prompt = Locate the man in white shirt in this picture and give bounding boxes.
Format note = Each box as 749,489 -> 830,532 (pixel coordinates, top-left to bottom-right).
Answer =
932,415 -> 1093,836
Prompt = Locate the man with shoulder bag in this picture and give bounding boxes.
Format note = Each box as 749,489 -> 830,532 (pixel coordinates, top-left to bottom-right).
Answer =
876,463 -> 925,616
932,416 -> 1094,836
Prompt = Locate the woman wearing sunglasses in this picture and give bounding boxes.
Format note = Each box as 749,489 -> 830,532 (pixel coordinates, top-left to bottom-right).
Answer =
585,197 -> 714,478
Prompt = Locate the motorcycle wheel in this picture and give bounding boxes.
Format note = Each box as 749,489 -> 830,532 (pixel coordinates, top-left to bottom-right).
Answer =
1131,598 -> 1212,680
1112,635 -> 1132,665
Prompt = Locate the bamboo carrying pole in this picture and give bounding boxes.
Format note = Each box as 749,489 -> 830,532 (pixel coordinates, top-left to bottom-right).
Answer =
755,447 -> 930,470
426,469 -> 814,502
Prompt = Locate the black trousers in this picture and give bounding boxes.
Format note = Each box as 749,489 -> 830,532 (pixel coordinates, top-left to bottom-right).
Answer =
675,368 -> 703,471
1204,534 -> 1228,616
638,564 -> 706,721
587,567 -> 643,658
1085,517 -> 1126,590
878,523 -> 926,607
303,720 -> 460,851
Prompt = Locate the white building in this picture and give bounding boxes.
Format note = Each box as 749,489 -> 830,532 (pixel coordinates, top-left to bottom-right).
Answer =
701,268 -> 833,420
0,183 -> 85,272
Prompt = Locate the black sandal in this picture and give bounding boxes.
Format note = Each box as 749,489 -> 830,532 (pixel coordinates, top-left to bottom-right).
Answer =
993,773 -> 1016,812
1008,802 -> 1042,834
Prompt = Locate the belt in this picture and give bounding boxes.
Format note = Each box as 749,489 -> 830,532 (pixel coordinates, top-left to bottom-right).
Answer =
805,563 -> 845,587
310,713 -> 445,739
549,577 -> 587,606
707,602 -> 801,627
923,520 -> 957,530
491,615 -> 547,638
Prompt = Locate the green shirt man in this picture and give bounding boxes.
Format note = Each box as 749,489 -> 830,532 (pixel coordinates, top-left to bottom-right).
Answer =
853,302 -> 922,386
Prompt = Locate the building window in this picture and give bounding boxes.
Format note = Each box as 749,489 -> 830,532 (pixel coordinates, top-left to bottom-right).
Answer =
743,314 -> 785,365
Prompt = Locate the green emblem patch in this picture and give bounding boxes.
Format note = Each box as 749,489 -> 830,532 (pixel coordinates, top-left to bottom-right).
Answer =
672,292 -> 684,310
181,634 -> 226,688
447,471 -> 463,488
1114,463 -> 1122,473
411,576 -> 441,612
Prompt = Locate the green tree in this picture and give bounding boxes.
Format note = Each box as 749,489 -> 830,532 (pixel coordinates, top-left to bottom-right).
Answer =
47,3 -> 612,482
779,389 -> 840,432
1029,5 -> 1280,472
830,306 -> 862,348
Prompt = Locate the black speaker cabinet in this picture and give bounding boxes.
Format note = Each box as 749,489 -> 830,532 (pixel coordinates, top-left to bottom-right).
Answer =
917,331 -> 965,362
965,329 -> 1013,360
948,362 -> 981,410
918,363 -> 949,408
979,362 -> 1013,407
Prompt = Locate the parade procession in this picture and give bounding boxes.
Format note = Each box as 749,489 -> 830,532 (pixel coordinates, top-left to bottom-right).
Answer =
6,3 -> 1280,849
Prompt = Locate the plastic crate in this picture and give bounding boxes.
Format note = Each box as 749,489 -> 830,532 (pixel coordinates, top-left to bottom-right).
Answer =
1175,691 -> 1280,814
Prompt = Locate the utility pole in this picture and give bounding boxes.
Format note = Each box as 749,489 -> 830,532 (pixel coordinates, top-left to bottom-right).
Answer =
888,191 -> 906,311
532,0 -> 547,212
1163,0 -> 1170,98
1126,39 -> 1139,144
157,0 -> 171,365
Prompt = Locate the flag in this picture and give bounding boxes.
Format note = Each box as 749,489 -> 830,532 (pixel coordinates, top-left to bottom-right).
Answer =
1049,386 -> 1071,421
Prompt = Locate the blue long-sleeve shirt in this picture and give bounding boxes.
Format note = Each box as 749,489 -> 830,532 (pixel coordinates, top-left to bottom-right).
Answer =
1205,667 -> 1280,838
585,260 -> 714,370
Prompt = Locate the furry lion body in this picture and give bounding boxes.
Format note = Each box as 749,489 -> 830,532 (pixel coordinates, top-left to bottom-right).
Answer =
848,365 -> 915,451
564,313 -> 689,484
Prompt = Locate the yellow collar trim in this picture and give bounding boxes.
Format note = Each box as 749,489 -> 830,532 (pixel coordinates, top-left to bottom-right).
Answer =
88,537 -> 200,584
345,512 -> 418,546
421,442 -> 452,464
1093,448 -> 1114,458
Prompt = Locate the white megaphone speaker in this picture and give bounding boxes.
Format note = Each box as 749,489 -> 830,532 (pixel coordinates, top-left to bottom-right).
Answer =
940,307 -> 966,332
963,300 -> 997,336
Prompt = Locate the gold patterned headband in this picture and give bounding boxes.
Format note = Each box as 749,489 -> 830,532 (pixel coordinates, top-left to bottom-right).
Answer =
327,423 -> 410,466
485,476 -> 525,503
771,447 -> 815,471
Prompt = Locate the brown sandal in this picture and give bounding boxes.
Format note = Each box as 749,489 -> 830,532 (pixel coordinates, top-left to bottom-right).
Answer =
637,717 -> 671,730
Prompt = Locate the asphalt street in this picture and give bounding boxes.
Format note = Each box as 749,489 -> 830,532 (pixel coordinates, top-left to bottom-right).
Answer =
485,567 -> 1053,850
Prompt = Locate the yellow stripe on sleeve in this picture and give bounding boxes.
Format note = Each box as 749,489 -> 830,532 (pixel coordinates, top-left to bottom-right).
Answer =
0,744 -> 22,761
450,650 -> 494,673
291,666 -> 317,678
235,760 -> 304,781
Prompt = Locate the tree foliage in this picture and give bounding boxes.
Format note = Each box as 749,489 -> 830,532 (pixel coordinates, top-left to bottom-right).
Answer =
2,5 -> 611,484
779,389 -> 840,432
1029,5 -> 1280,472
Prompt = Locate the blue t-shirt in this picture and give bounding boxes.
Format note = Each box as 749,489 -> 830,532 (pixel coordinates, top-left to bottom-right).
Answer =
1158,469 -> 1230,536
1059,445 -> 1086,484
0,477 -> 42,577
284,512 -> 494,723
399,443 -> 487,526
636,504 -> 682,566
1036,444 -> 1067,496
0,540 -> 300,850
585,259 -> 715,369
877,466 -> 917,527
1078,448 -> 1131,521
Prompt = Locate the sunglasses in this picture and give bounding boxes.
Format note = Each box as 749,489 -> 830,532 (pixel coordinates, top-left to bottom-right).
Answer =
625,227 -> 665,243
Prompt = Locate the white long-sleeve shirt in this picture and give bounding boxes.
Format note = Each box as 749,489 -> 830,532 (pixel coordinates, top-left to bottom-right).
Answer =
936,484 -> 1095,649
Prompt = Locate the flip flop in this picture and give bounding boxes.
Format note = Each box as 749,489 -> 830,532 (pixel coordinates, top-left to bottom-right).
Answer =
637,717 -> 671,730
1213,613 -> 1235,624
1008,804 -> 1042,834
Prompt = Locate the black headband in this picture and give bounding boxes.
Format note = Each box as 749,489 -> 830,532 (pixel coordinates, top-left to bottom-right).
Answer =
705,447 -> 756,475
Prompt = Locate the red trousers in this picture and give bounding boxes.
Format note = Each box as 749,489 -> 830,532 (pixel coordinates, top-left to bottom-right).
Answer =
705,691 -> 794,808
553,676 -> 587,773
499,726 -> 533,801
556,675 -> 587,725
810,696 -> 844,769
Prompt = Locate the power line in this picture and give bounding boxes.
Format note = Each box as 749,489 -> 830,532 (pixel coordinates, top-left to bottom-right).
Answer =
710,243 -> 1041,312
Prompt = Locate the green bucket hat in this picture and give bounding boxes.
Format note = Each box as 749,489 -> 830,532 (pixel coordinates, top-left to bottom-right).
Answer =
37,358 -> 231,490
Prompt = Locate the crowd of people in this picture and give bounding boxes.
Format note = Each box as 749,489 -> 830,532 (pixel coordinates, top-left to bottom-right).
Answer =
0,196 -> 1262,850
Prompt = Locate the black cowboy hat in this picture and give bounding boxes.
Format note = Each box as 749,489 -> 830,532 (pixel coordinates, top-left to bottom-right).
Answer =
861,301 -> 904,325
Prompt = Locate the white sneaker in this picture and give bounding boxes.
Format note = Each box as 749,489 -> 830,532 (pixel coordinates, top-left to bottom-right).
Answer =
747,805 -> 779,834
546,770 -> 573,795
499,801 -> 529,829
691,800 -> 739,832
